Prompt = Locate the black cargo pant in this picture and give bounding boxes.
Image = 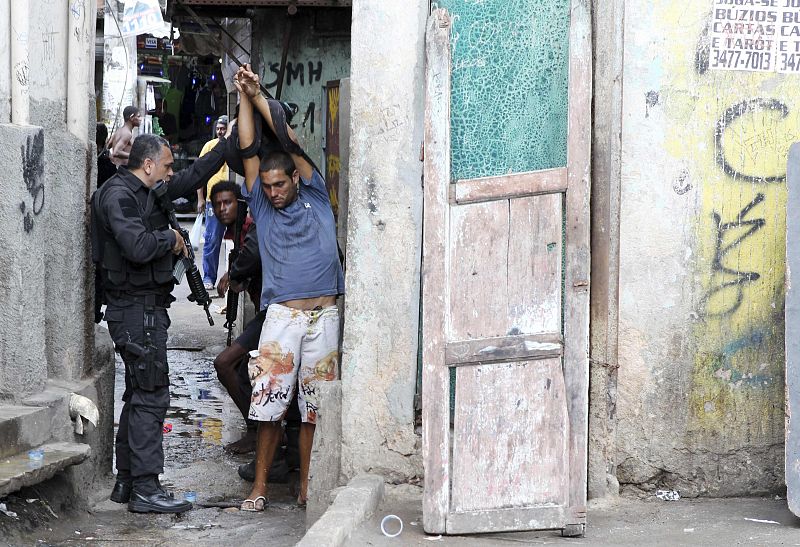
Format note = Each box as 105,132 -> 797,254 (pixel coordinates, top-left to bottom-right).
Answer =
105,299 -> 171,487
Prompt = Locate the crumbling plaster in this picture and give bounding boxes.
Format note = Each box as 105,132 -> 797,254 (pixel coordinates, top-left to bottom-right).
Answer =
339,0 -> 428,482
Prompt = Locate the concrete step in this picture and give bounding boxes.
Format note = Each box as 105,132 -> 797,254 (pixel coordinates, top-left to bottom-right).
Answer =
0,405 -> 53,459
0,441 -> 91,497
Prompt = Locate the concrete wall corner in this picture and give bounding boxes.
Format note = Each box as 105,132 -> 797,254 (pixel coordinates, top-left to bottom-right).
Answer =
339,0 -> 428,482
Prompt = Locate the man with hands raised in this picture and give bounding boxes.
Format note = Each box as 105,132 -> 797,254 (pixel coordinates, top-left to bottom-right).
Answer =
233,65 -> 343,511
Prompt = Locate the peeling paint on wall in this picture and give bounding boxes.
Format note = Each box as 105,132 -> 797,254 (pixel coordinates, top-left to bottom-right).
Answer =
617,0 -> 793,496
658,0 -> 790,471
655,3 -> 788,431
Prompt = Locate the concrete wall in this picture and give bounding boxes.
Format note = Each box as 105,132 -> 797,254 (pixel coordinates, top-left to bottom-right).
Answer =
612,0 -> 792,496
9,0 -> 97,387
0,124 -> 48,400
0,0 -> 114,494
28,0 -> 68,120
339,0 -> 427,482
252,7 -> 351,169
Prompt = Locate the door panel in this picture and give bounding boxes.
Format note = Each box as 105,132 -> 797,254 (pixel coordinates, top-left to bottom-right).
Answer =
447,194 -> 562,340
451,358 -> 568,513
508,194 -> 563,334
447,200 -> 510,340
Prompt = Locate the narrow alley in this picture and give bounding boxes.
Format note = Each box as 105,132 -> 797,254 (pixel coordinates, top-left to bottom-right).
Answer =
5,0 -> 800,545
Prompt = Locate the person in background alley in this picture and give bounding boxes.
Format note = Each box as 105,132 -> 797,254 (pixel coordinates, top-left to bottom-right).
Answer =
92,133 -> 227,514
108,106 -> 141,167
233,64 -> 343,511
196,115 -> 230,291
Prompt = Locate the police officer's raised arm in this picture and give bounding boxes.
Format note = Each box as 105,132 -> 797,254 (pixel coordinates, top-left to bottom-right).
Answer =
235,65 -> 313,181
166,138 -> 228,200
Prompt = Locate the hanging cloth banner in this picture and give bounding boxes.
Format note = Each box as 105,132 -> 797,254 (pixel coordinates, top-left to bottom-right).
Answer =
120,0 -> 165,38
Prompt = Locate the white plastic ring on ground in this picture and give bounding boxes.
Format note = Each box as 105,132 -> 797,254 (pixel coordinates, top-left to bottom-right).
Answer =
380,514 -> 403,538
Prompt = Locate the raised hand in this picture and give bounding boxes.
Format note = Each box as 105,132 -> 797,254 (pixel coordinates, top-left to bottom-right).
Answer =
234,64 -> 260,98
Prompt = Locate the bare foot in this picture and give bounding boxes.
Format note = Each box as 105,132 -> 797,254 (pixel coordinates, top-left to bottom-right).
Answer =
225,428 -> 257,454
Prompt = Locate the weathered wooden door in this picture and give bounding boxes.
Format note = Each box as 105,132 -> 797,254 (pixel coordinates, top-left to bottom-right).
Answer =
422,2 -> 591,536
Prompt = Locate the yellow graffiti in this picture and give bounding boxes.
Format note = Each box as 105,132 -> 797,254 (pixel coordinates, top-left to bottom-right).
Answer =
327,154 -> 340,178
327,154 -> 340,216
656,1 -> 790,442
327,86 -> 340,131
329,187 -> 339,216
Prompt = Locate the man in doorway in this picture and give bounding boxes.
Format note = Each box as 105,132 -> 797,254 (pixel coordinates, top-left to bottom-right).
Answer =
234,65 -> 343,511
108,106 -> 141,167
210,180 -> 303,475
93,133 -> 228,513
197,115 -> 230,291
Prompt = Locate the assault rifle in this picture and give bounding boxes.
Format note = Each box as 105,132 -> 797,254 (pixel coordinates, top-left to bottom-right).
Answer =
224,200 -> 248,346
152,181 -> 215,326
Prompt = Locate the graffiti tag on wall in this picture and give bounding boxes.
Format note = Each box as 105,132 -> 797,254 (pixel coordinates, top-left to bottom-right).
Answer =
699,193 -> 765,318
714,98 -> 796,182
652,2 -> 794,443
263,61 -> 323,89
20,130 -> 45,234
325,84 -> 340,215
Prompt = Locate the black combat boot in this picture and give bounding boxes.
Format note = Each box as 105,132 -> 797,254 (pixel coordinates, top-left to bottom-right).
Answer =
128,476 -> 191,514
110,480 -> 132,503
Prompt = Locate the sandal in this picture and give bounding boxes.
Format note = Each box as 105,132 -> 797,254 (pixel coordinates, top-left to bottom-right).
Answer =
240,496 -> 267,512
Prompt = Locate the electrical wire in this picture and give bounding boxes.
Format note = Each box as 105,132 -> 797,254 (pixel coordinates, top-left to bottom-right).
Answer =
175,0 -> 274,98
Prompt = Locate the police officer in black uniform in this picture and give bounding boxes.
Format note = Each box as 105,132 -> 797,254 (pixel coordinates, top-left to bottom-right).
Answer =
93,134 -> 227,513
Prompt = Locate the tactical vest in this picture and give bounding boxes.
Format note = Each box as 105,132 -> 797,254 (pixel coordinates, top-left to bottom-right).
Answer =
92,176 -> 175,293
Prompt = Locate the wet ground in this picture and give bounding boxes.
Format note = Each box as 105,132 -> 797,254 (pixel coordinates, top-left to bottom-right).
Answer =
4,240 -> 306,546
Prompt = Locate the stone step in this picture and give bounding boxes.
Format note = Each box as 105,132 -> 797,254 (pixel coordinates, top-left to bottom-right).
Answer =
0,441 -> 91,498
0,404 -> 53,459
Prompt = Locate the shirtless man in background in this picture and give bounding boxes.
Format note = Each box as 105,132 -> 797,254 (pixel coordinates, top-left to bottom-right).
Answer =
109,106 -> 142,167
